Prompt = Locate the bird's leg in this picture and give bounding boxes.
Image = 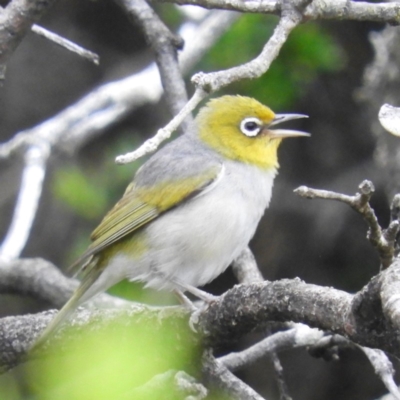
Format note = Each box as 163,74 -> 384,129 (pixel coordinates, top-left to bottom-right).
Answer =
171,279 -> 219,332
170,279 -> 218,303
149,264 -> 218,303
173,289 -> 197,311
172,288 -> 206,333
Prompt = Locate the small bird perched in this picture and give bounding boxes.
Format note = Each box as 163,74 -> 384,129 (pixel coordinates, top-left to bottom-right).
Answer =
34,95 -> 309,348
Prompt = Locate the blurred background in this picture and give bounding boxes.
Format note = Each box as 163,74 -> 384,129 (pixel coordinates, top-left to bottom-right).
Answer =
0,0 -> 399,398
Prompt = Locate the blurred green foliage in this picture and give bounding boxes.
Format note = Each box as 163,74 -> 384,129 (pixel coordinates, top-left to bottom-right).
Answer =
200,15 -> 344,109
0,373 -> 21,400
0,315 -> 200,400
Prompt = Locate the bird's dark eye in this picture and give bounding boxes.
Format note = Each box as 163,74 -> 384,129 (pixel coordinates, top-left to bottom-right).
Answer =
240,117 -> 262,137
245,121 -> 258,130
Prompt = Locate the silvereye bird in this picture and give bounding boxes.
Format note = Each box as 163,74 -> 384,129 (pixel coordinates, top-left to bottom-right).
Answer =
34,95 -> 309,347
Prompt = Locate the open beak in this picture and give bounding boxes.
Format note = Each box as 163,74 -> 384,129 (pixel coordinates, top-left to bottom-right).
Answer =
265,113 -> 310,138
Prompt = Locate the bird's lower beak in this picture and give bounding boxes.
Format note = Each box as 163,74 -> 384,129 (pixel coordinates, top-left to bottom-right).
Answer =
265,113 -> 310,138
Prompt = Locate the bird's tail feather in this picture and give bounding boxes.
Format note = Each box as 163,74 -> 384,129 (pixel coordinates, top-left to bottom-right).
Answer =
31,268 -> 102,351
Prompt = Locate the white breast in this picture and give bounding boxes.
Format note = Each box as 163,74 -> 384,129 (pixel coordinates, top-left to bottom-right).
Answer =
130,161 -> 277,290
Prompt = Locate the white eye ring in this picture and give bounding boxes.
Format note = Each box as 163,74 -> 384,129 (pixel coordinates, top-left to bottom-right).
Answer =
240,117 -> 262,137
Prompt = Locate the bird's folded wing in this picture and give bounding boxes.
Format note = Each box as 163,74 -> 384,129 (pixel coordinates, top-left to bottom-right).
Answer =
70,162 -> 222,271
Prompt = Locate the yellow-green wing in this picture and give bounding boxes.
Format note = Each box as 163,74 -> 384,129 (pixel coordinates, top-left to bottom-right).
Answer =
71,164 -> 222,270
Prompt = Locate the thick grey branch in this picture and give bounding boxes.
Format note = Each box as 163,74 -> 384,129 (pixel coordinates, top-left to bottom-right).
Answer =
3,262 -> 400,370
115,0 -> 192,131
198,264 -> 400,356
0,305 -> 188,372
198,279 -> 351,346
231,247 -> 264,284
0,258 -> 131,309
156,0 -> 400,24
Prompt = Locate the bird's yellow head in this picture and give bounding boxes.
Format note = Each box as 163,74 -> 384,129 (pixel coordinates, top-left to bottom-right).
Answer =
196,95 -> 309,170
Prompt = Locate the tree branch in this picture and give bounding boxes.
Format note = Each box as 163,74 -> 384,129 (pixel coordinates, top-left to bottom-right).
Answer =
115,0 -> 192,132
31,24 -> 99,64
358,346 -> 400,400
0,0 -> 59,82
202,351 -> 266,400
0,144 -> 49,261
0,304 -> 188,372
115,88 -> 206,164
0,258 -> 132,309
231,247 -> 264,284
219,324 -> 324,372
156,0 -> 400,24
3,260 -> 400,372
190,0 -> 309,93
295,181 -> 400,269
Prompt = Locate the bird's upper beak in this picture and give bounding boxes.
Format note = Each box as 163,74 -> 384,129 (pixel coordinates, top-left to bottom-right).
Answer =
264,113 -> 310,138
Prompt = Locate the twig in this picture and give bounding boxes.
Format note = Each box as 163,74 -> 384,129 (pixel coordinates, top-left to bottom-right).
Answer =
358,346 -> 400,400
31,24 -> 99,65
219,325 -> 324,372
270,351 -> 292,400
295,181 -> 400,269
115,88 -> 207,164
0,0 -> 58,82
0,5 -> 99,65
202,351 -> 266,400
190,0 -> 309,93
0,144 -> 49,261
